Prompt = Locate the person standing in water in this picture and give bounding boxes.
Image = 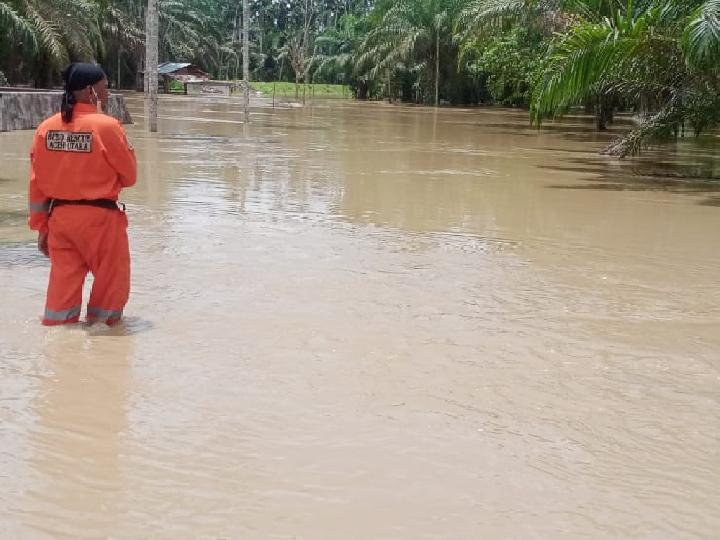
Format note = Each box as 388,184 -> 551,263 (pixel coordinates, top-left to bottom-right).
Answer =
28,63 -> 137,326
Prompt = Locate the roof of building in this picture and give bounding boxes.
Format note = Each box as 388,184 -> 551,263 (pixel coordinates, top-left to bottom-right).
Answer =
157,62 -> 193,75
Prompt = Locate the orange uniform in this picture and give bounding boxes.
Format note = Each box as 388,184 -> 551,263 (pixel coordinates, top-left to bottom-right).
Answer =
29,103 -> 137,325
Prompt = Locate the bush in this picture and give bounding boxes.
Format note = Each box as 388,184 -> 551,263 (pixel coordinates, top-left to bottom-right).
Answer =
168,79 -> 185,93
465,28 -> 546,108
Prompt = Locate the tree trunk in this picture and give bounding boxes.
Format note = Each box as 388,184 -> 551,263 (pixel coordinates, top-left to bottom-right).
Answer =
243,0 -> 250,121
435,31 -> 440,107
146,0 -> 159,132
138,53 -> 145,92
596,111 -> 607,130
596,99 -> 611,131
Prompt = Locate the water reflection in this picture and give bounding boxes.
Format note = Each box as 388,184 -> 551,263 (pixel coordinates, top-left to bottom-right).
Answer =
24,332 -> 133,538
541,150 -> 720,197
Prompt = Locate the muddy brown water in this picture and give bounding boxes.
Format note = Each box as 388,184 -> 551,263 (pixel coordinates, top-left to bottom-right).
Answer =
1,95 -> 719,539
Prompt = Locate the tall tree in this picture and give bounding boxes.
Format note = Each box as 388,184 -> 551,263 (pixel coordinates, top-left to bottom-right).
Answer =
277,0 -> 320,96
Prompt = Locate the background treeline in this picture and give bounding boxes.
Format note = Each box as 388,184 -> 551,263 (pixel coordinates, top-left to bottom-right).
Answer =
1,0 -> 718,154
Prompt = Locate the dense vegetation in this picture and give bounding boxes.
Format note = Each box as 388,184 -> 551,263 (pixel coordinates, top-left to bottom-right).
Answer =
1,0 -> 718,154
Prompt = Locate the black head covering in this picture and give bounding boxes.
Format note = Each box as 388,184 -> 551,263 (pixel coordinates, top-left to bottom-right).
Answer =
61,63 -> 106,122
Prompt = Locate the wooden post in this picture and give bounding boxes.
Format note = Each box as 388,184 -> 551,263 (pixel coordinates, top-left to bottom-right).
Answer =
143,57 -> 147,94
434,30 -> 439,108
146,0 -> 159,132
272,82 -> 276,108
242,0 -> 250,122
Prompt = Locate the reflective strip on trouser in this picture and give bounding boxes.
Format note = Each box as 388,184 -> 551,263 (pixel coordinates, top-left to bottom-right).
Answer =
43,305 -> 81,323
87,306 -> 123,322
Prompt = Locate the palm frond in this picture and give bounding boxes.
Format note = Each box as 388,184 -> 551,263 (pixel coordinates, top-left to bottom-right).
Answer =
602,101 -> 685,156
0,2 -> 38,49
682,0 -> 720,69
459,0 -> 528,30
24,4 -> 68,67
531,20 -> 621,120
103,5 -> 144,49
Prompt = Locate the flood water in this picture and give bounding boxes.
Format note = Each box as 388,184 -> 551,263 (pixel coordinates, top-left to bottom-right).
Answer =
1,94 -> 719,539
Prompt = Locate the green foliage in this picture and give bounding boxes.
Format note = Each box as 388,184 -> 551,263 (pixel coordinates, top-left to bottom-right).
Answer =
0,0 -> 104,85
463,26 -> 546,106
167,78 -> 184,92
356,0 -> 469,104
682,0 -> 720,70
308,14 -> 365,85
530,0 -> 720,155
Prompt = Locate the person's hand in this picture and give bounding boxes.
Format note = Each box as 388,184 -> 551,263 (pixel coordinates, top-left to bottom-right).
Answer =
38,232 -> 49,258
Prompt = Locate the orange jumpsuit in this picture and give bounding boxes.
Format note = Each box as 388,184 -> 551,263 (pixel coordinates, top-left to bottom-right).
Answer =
28,103 -> 137,326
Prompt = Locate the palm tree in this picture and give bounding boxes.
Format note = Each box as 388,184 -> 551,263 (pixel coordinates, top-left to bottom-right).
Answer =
531,0 -> 720,155
0,0 -> 103,85
277,33 -> 309,96
0,0 -> 237,86
114,0 -> 239,82
308,14 -> 362,83
101,0 -> 144,88
458,0 -> 623,121
1,0 -> 377,87
273,0 -> 319,97
356,0 -> 468,106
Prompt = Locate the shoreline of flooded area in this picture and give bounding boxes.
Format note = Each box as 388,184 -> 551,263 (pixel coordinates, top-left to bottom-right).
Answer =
1,95 -> 719,539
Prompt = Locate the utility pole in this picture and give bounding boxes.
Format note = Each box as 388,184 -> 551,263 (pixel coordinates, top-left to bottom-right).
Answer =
146,0 -> 159,132
242,0 -> 250,121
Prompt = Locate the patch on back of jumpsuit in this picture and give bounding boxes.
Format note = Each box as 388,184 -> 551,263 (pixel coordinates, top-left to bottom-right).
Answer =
46,131 -> 93,153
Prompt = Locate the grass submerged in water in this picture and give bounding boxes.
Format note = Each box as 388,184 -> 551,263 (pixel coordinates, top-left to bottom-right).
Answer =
250,82 -> 351,98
